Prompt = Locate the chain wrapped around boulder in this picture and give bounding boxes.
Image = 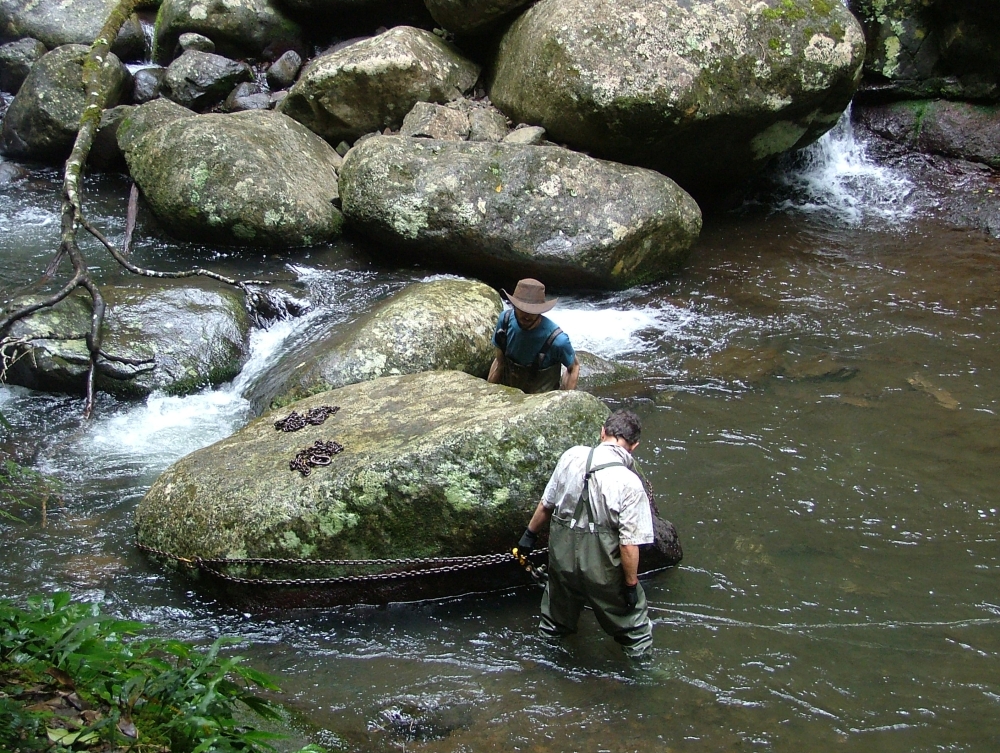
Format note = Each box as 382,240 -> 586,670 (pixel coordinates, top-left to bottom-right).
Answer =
274,405 -> 340,432
290,439 -> 344,476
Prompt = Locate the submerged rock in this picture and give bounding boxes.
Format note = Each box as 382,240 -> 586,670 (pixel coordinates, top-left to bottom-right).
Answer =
278,26 -> 479,145
489,0 -> 865,202
1,282 -> 251,398
0,44 -> 128,162
135,370 -> 609,563
124,109 -> 344,247
339,135 -> 701,289
250,278 -> 502,410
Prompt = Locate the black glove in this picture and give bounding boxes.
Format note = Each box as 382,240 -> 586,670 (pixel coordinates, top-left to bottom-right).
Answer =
623,583 -> 639,611
516,528 -> 538,555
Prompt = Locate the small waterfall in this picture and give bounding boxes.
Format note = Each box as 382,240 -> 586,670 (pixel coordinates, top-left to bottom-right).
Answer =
26,313 -> 317,484
772,105 -> 915,226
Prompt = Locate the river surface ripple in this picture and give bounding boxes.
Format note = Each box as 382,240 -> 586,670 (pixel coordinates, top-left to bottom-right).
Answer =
1,139 -> 999,751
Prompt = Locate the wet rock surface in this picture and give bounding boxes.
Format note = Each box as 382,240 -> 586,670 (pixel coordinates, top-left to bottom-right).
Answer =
278,26 -> 479,145
0,37 -> 46,94
135,370 -> 610,563
851,0 -> 1000,101
162,50 -> 253,111
489,0 -> 866,202
124,109 -> 344,247
339,135 -> 702,289
0,44 -> 128,162
248,278 -> 502,411
0,0 -> 144,60
152,0 -> 302,63
1,281 -> 251,398
855,99 -> 1000,168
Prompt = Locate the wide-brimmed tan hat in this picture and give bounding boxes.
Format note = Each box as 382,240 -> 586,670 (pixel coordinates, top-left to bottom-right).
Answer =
502,278 -> 558,314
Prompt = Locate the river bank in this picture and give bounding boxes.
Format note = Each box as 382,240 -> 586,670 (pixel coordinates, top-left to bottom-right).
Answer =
2,117 -> 999,749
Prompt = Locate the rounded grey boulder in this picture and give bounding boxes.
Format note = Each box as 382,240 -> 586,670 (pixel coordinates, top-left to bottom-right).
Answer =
135,370 -> 610,563
278,26 -> 480,145
249,278 -> 503,410
124,109 -> 344,247
0,44 -> 128,162
0,0 -> 145,60
489,0 -> 866,202
0,37 -> 47,94
152,0 -> 302,63
339,135 -> 702,289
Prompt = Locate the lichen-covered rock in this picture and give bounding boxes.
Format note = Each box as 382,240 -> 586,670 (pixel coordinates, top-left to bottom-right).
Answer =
1,282 -> 251,398
249,278 -> 503,410
400,101 -> 470,140
89,104 -> 132,172
424,0 -> 534,35
576,350 -> 641,391
489,0 -> 865,202
0,0 -> 145,60
851,0 -> 1000,101
152,0 -> 302,63
124,109 -> 344,247
0,37 -> 46,94
0,44 -> 128,162
162,50 -> 252,111
278,26 -> 479,145
116,97 -> 195,158
855,99 -> 1000,168
339,135 -> 702,289
135,370 -> 610,564
131,66 -> 165,104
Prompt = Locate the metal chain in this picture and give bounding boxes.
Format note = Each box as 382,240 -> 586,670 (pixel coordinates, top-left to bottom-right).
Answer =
136,541 -> 548,587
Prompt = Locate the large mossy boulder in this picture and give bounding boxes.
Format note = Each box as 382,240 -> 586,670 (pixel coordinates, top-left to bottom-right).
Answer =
124,110 -> 344,247
851,0 -> 1000,101
135,370 -> 610,563
277,26 -> 480,145
489,0 -> 865,203
116,97 -> 196,158
0,0 -> 145,60
1,282 -> 251,399
248,278 -> 503,411
855,99 -> 1000,168
152,0 -> 302,63
0,44 -> 128,162
339,135 -> 702,289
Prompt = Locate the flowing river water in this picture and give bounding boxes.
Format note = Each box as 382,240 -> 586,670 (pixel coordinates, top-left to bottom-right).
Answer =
1,117 -> 999,751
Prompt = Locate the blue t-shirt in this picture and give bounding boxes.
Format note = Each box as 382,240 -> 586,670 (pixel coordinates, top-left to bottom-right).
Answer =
492,309 -> 576,370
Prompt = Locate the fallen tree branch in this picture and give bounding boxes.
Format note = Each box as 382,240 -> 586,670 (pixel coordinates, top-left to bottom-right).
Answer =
0,0 -> 268,417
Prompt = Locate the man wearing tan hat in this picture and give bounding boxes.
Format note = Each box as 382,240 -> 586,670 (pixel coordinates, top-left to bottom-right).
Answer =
487,278 -> 580,393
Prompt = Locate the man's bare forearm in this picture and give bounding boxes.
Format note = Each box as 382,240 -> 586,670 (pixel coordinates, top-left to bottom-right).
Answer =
561,358 -> 580,390
487,348 -> 504,384
527,500 -> 552,534
621,544 -> 640,586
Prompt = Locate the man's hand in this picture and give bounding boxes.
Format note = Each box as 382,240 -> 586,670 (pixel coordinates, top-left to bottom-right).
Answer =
516,527 -> 538,555
623,583 -> 639,611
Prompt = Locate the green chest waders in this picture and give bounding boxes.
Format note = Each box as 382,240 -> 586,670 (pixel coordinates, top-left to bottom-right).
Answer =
539,448 -> 653,657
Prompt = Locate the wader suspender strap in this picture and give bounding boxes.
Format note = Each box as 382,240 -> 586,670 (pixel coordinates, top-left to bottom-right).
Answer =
496,309 -> 513,353
571,447 -> 625,532
534,326 -> 563,372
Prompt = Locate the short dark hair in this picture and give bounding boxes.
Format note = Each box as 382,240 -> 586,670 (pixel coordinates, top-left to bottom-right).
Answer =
603,410 -> 641,445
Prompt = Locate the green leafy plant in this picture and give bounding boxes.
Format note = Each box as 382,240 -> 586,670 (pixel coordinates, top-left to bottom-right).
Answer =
0,593 -> 324,753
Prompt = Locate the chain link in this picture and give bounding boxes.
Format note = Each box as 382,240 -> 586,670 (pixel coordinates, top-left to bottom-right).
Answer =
136,541 -> 547,587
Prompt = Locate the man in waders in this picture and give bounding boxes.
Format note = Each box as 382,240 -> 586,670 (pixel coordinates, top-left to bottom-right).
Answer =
487,278 -> 580,393
516,410 -> 654,658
